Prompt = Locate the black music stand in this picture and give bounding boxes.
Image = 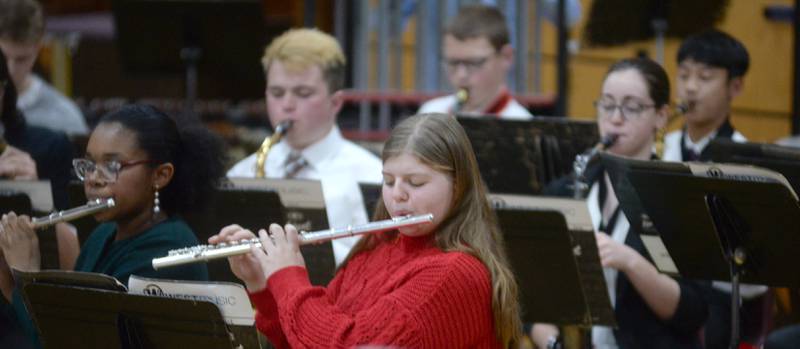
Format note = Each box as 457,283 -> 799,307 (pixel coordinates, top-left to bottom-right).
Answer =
358,183 -> 381,219
111,0 -> 267,111
458,116 -> 599,195
0,191 -> 33,215
182,188 -> 285,284
707,138 -> 800,194
602,154 -> 800,348
496,208 -> 615,326
16,272 -> 241,349
227,178 -> 337,285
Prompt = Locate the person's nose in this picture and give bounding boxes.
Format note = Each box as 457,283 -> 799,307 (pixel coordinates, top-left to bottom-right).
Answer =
389,183 -> 408,202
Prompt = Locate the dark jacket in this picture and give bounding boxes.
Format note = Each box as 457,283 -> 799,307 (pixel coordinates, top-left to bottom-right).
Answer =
544,164 -> 710,349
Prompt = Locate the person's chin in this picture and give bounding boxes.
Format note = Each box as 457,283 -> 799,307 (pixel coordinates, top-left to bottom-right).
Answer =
92,212 -> 113,223
398,227 -> 425,237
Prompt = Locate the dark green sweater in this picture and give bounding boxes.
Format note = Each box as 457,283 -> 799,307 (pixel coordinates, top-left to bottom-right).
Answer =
74,216 -> 208,284
10,216 -> 209,348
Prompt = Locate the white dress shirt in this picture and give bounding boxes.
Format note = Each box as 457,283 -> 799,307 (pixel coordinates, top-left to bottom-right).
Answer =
662,128 -> 747,162
18,75 -> 88,136
418,94 -> 533,120
587,181 -> 627,349
227,126 -> 383,265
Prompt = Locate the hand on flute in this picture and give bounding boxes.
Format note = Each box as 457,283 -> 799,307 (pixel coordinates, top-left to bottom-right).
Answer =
0,212 -> 41,272
257,224 -> 306,282
209,223 -> 306,292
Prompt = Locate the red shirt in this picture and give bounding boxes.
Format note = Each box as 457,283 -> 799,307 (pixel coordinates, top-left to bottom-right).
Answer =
249,233 -> 501,348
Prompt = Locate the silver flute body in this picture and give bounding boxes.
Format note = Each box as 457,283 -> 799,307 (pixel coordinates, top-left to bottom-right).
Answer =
152,213 -> 434,270
30,198 -> 115,229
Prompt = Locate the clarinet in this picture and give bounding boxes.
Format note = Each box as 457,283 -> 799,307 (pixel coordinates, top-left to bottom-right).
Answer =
572,135 -> 618,198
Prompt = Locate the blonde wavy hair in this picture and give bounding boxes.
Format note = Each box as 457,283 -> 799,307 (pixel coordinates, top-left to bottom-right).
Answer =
261,28 -> 346,92
347,113 -> 522,347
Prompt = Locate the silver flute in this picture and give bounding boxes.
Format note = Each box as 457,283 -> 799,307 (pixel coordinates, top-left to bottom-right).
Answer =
30,198 -> 115,229
152,213 -> 435,270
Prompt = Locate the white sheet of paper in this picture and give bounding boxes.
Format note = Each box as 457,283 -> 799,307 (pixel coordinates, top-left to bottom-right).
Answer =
0,180 -> 53,212
128,275 -> 255,326
489,194 -> 593,232
228,177 -> 325,209
640,235 -> 679,274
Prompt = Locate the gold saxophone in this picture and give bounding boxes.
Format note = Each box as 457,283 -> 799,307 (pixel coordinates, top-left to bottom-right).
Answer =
254,120 -> 293,178
655,100 -> 692,158
454,88 -> 469,113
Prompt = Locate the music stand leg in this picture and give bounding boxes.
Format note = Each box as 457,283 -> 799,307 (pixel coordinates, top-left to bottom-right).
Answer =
181,47 -> 202,118
729,247 -> 747,349
729,265 -> 741,349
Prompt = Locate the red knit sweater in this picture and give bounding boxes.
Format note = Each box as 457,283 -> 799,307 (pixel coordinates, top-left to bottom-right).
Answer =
248,233 -> 501,348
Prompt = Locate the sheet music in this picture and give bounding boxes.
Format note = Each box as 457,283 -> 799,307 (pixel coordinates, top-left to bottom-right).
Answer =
129,275 -> 255,326
228,177 -> 329,231
0,180 -> 53,212
228,177 -> 325,209
640,235 -> 679,274
490,194 -> 593,232
687,162 -> 798,200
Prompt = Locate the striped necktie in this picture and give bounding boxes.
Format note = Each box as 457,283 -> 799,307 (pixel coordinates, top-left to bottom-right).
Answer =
284,151 -> 308,179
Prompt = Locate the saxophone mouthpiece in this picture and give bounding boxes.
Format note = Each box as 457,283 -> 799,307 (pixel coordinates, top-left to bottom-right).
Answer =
275,120 -> 294,134
454,88 -> 469,112
675,100 -> 693,114
455,88 -> 469,104
599,134 -> 619,150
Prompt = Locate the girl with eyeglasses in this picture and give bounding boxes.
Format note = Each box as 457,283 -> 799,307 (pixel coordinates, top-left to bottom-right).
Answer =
532,58 -> 710,349
0,103 -> 225,348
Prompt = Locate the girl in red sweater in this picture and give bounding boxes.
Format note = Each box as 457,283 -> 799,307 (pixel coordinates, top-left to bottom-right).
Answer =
211,113 -> 521,348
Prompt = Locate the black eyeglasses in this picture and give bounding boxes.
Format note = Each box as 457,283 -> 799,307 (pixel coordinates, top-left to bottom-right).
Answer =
73,158 -> 154,183
442,55 -> 494,74
594,99 -> 655,121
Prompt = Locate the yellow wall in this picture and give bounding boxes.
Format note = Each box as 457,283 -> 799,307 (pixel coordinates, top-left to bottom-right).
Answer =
548,0 -> 795,142
376,0 -> 794,142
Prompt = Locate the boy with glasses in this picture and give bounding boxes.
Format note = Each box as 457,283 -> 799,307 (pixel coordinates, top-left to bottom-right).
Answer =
418,5 -> 532,120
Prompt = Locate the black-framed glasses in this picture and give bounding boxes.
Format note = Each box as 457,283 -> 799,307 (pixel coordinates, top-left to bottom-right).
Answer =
594,99 -> 655,121
442,55 -> 494,74
72,158 -> 153,183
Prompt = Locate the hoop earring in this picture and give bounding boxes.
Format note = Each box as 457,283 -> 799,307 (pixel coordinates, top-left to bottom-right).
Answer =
655,127 -> 666,159
153,185 -> 161,215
